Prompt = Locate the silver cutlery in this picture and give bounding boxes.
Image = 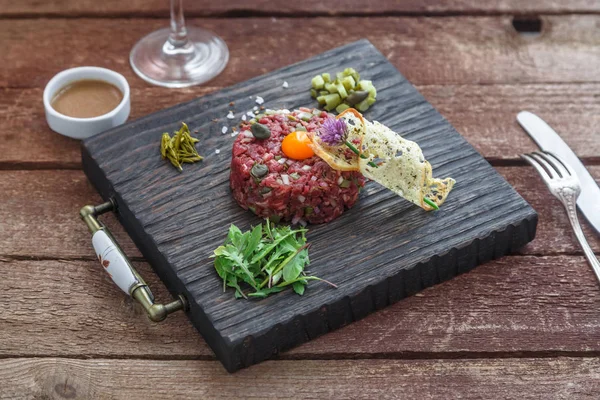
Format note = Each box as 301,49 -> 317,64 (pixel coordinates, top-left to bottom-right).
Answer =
517,111 -> 600,236
521,151 -> 600,284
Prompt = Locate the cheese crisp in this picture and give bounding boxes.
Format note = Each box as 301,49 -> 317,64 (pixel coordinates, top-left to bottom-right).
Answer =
313,109 -> 455,211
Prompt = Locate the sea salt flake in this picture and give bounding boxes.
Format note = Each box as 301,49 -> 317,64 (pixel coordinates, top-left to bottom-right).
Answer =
221,126 -> 228,134
226,111 -> 234,119
253,105 -> 259,111
241,115 -> 247,121
255,96 -> 264,105
215,149 -> 221,154
282,81 -> 289,88
246,111 -> 255,117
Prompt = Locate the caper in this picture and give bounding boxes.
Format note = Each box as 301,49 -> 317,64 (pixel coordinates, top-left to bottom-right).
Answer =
251,123 -> 271,139
346,90 -> 369,106
251,163 -> 269,179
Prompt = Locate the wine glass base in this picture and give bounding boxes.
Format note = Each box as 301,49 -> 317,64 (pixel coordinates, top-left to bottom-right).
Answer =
130,27 -> 229,88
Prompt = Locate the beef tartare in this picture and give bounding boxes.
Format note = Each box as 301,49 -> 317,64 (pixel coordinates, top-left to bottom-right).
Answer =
230,109 -> 365,224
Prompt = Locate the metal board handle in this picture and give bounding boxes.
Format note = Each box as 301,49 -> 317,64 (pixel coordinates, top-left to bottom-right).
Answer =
80,200 -> 187,322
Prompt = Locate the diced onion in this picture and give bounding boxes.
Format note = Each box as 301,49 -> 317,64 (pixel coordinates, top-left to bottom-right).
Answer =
278,158 -> 287,164
281,174 -> 290,185
297,195 -> 306,203
310,176 -> 317,181
302,165 -> 312,171
243,131 -> 254,138
337,176 -> 344,185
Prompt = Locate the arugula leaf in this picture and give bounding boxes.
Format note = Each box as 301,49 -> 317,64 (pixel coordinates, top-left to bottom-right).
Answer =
227,224 -> 244,249
283,248 -> 309,282
244,224 -> 262,259
226,275 -> 246,299
250,230 -> 298,264
292,281 -> 305,295
212,220 -> 334,299
214,244 -> 256,286
248,286 -> 284,298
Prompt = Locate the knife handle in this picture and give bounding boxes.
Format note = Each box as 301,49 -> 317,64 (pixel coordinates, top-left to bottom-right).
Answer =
80,200 -> 188,322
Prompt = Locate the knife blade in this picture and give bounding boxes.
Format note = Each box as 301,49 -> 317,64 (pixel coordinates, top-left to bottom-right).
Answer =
517,111 -> 600,236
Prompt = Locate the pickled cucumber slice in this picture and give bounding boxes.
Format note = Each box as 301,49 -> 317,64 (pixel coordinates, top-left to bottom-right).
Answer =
310,68 -> 377,113
335,103 -> 350,113
323,93 -> 341,111
311,75 -> 325,90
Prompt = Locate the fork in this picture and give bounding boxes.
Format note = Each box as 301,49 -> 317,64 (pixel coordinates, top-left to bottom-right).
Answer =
521,151 -> 600,284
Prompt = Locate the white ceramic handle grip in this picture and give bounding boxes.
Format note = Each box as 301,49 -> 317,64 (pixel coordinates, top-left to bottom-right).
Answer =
92,230 -> 140,295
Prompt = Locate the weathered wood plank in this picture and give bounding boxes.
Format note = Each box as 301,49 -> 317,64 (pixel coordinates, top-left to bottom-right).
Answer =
1,357 -> 599,399
2,255 -> 600,359
2,84 -> 599,166
1,0 -> 598,17
1,169 -> 596,260
2,16 -> 600,89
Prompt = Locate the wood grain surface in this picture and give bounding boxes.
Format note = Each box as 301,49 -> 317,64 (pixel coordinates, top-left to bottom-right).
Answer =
2,0 -> 599,17
2,358 -> 599,399
2,16 -> 600,89
2,255 -> 600,360
3,1 -> 600,396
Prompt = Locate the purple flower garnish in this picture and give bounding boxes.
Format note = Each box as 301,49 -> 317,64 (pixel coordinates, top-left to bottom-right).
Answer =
319,117 -> 347,146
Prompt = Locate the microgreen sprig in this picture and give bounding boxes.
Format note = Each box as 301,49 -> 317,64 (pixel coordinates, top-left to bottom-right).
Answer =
423,197 -> 439,210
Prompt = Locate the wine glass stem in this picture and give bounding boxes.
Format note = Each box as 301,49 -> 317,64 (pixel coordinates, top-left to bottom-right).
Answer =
169,0 -> 188,48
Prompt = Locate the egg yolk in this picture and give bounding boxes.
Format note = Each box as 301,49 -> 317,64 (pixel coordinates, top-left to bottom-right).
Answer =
281,131 -> 315,160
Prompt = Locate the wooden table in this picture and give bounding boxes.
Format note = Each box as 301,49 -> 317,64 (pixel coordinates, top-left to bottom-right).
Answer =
2,1 -> 600,398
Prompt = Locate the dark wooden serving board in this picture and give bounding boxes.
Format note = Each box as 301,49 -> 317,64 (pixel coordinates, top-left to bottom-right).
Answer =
81,40 -> 537,372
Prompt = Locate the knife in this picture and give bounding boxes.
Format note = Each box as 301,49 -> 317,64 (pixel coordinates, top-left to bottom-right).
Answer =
517,111 -> 600,236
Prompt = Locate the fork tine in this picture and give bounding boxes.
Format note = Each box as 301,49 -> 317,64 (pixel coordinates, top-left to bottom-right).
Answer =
537,151 -> 569,178
521,153 -> 552,182
542,151 -> 575,177
530,152 -> 558,179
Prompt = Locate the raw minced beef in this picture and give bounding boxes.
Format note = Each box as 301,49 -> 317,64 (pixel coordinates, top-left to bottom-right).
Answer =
230,109 -> 365,224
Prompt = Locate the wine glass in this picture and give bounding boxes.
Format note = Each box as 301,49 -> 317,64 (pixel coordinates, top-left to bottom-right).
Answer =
130,0 -> 229,88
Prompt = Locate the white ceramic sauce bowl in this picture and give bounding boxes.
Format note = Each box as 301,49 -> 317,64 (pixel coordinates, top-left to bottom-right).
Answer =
43,66 -> 130,139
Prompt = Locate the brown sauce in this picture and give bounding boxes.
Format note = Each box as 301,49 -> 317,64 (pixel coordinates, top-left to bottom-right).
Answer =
51,79 -> 123,118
